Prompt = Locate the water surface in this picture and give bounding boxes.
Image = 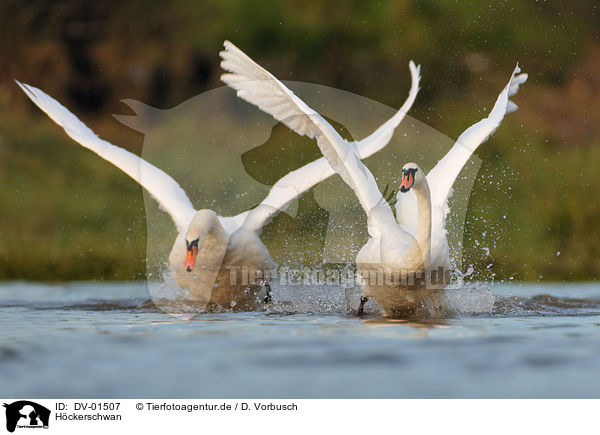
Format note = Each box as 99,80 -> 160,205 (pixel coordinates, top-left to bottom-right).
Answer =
1,281 -> 599,398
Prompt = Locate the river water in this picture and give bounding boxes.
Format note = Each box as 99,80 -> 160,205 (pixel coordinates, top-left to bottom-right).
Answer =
1,281 -> 599,398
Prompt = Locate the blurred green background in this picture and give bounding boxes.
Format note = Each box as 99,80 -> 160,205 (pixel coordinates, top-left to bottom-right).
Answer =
0,0 -> 598,281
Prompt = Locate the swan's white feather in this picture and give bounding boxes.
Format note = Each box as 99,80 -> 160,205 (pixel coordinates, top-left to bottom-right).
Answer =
220,40 -> 322,140
17,81 -> 197,234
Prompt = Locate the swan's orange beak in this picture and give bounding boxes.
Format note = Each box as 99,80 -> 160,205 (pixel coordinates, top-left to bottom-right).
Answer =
399,171 -> 415,192
185,246 -> 198,272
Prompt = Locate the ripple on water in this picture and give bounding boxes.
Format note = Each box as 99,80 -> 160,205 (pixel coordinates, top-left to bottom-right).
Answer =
492,294 -> 600,317
0,345 -> 19,361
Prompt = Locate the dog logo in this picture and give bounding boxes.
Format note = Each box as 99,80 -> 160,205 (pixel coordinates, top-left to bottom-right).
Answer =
3,401 -> 50,433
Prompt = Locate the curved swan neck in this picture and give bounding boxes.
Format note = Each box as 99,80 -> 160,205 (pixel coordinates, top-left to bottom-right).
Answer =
410,179 -> 432,270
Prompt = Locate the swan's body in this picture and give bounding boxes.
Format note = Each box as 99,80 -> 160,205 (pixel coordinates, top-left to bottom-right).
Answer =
354,163 -> 445,317
18,41 -> 420,311
220,40 -> 527,318
354,163 -> 451,318
168,211 -> 271,310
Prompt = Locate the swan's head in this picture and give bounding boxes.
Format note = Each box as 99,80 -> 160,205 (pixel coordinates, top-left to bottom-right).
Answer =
184,237 -> 199,272
184,212 -> 207,272
183,209 -> 218,272
399,162 -> 424,193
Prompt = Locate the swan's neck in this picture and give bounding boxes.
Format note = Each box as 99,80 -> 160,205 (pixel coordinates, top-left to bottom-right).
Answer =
187,210 -> 229,254
409,180 -> 431,270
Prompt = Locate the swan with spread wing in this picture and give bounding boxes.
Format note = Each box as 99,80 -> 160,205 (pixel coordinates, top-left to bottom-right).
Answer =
220,40 -> 526,317
17,44 -> 420,311
361,67 -> 525,317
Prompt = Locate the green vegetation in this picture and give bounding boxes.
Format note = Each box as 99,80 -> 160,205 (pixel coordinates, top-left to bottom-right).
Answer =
0,0 -> 598,281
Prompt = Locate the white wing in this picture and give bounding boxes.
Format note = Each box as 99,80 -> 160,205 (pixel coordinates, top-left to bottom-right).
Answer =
427,65 -> 528,208
220,40 -> 327,140
221,40 -> 420,230
17,82 -> 196,234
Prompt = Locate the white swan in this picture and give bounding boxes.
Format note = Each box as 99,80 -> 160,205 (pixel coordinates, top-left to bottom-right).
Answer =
220,40 -> 526,317
16,44 -> 420,311
336,68 -> 526,317
362,65 -> 526,317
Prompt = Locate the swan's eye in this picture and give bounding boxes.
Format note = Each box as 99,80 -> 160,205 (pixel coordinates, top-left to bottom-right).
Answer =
185,239 -> 199,251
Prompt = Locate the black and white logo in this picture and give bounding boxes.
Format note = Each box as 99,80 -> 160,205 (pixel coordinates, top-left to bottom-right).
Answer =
3,401 -> 50,433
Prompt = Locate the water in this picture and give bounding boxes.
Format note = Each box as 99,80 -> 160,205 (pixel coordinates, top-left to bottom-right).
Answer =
1,281 -> 599,398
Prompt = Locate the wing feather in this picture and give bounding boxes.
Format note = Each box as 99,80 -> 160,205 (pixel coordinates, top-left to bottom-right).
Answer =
17,81 -> 196,233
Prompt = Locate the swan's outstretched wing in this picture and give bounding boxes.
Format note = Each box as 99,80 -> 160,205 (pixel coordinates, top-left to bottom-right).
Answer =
222,40 -> 421,147
220,40 -> 332,140
17,82 -> 196,233
239,135 -> 392,232
426,65 -> 527,208
221,40 -> 420,230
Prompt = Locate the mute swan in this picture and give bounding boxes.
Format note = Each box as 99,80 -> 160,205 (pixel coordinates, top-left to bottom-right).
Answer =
361,65 -> 526,317
219,39 -> 526,317
17,44 -> 420,311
